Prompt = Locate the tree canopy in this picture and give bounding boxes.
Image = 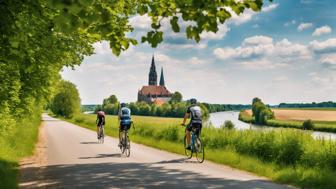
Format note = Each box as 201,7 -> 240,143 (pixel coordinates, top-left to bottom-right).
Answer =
170,91 -> 183,103
0,0 -> 269,132
51,80 -> 81,118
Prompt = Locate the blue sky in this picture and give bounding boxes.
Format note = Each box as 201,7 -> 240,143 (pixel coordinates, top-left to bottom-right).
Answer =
62,0 -> 336,105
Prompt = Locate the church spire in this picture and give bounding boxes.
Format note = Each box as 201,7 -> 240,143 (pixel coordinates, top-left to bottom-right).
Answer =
148,55 -> 157,85
159,67 -> 165,87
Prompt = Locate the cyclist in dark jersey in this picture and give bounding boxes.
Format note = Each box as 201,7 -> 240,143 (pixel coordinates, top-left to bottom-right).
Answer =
96,109 -> 105,139
181,98 -> 202,150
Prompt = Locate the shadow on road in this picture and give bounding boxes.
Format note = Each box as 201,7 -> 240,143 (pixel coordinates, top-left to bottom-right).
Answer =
153,158 -> 199,164
20,162 -> 286,189
79,153 -> 122,159
80,141 -> 100,144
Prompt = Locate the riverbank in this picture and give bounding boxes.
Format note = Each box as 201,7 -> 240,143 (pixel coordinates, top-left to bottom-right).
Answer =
60,113 -> 336,189
239,110 -> 336,133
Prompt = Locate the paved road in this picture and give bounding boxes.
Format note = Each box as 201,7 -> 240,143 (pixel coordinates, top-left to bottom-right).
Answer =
20,114 -> 293,189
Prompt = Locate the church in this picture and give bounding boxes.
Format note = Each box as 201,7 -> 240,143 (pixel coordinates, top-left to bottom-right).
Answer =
137,55 -> 172,105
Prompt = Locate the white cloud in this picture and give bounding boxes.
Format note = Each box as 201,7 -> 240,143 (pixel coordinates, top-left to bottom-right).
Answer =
310,38 -> 336,53
199,3 -> 278,39
213,48 -> 237,60
320,54 -> 336,65
200,24 -> 230,40
243,35 -> 273,45
213,36 -> 312,62
275,39 -> 311,60
297,22 -> 313,31
312,25 -> 332,36
129,14 -> 152,29
93,42 -> 112,55
228,8 -> 255,25
262,3 -> 279,12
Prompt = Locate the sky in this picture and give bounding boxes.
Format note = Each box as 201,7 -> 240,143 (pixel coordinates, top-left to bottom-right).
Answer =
62,0 -> 336,105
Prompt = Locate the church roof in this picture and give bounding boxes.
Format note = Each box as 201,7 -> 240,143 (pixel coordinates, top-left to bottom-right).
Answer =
138,85 -> 172,96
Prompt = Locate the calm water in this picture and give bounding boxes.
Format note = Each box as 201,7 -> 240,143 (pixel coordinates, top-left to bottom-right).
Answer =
208,111 -> 336,140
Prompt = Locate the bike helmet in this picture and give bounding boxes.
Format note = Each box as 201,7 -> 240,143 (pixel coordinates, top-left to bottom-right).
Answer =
190,98 -> 197,105
120,103 -> 126,107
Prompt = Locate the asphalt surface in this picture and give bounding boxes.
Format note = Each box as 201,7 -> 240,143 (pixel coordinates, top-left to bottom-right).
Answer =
20,114 -> 293,189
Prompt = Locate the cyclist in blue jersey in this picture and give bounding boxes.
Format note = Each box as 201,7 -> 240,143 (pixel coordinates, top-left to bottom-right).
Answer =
118,103 -> 132,147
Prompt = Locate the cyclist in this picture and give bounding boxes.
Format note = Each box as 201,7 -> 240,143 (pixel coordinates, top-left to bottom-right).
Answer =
181,98 -> 202,150
96,109 -> 105,139
118,103 -> 132,147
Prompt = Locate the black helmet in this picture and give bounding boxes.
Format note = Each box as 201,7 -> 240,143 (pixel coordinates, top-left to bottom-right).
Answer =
190,98 -> 197,105
120,103 -> 126,107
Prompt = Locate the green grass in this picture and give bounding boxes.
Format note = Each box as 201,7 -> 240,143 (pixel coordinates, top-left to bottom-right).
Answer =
0,113 -> 41,188
63,113 -> 336,189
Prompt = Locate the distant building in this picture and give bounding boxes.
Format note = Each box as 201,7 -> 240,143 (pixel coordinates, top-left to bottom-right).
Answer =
138,55 -> 172,104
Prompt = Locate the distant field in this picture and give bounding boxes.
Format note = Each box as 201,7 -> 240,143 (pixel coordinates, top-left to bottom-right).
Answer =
272,109 -> 336,121
246,109 -> 336,121
276,107 -> 336,111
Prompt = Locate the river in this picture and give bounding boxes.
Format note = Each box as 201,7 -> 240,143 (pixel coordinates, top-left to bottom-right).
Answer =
208,111 -> 336,140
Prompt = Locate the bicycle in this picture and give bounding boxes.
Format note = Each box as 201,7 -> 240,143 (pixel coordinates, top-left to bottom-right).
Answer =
98,124 -> 105,144
182,124 -> 205,163
119,121 -> 135,157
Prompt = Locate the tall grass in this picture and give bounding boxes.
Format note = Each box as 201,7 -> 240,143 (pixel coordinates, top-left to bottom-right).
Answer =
0,111 -> 41,188
66,113 -> 336,189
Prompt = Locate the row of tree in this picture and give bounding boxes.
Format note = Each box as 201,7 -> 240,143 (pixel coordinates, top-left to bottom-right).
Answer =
278,101 -> 336,108
252,98 -> 275,125
203,103 -> 252,113
94,94 -> 209,119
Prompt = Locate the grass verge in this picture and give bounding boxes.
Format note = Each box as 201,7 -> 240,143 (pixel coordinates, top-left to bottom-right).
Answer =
61,113 -> 336,189
0,113 -> 41,188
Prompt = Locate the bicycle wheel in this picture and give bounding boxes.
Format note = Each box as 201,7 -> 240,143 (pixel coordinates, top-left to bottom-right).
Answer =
121,131 -> 127,154
100,127 -> 104,144
184,136 -> 192,159
195,137 -> 205,163
124,136 -> 130,157
98,126 -> 103,143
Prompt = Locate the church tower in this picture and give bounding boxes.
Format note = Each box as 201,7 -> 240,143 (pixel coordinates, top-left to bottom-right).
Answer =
148,55 -> 157,85
159,67 -> 165,87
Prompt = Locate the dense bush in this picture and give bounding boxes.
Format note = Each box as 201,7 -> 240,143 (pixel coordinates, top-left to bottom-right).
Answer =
303,119 -> 315,130
222,120 -> 235,129
252,97 -> 274,125
51,80 -> 81,118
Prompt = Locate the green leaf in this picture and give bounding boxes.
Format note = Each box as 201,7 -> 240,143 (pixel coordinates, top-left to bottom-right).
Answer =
137,5 -> 148,15
170,16 -> 180,32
